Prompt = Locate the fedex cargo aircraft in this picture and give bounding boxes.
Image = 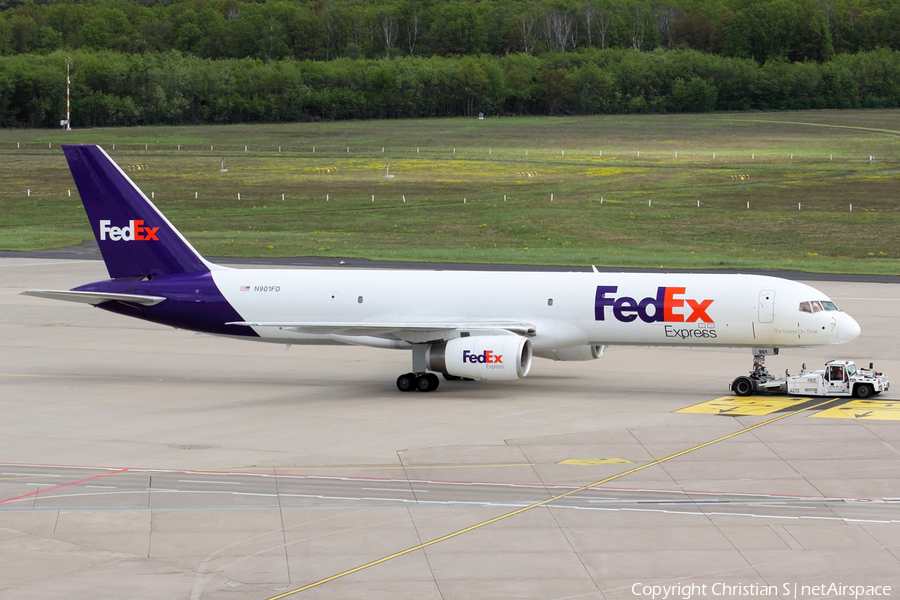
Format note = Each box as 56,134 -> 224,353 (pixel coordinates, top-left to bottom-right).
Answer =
24,145 -> 861,392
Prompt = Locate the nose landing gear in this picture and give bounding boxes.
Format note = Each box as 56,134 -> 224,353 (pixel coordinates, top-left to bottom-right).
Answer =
731,347 -> 780,396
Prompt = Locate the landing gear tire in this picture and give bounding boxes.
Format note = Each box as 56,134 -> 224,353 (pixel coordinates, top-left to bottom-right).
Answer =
397,373 -> 416,392
854,383 -> 874,399
416,373 -> 439,392
732,376 -> 754,397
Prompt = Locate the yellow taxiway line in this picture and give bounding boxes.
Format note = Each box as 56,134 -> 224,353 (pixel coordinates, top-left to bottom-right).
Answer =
265,397 -> 839,600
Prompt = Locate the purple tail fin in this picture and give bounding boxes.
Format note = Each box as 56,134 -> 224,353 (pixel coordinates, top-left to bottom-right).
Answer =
63,145 -> 209,279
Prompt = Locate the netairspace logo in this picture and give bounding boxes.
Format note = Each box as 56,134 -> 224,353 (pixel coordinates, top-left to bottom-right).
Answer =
99,220 -> 159,241
630,582 -> 892,600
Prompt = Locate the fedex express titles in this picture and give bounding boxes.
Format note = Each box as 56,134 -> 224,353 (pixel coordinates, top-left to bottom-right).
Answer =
595,286 -> 717,339
462,350 -> 503,368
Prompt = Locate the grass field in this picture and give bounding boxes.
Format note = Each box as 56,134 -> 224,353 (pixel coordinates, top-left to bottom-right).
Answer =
1,111 -> 899,274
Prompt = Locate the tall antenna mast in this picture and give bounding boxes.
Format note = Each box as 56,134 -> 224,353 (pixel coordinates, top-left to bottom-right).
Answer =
64,56 -> 71,130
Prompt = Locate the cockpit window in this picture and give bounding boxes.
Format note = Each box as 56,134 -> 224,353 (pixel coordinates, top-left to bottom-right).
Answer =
800,300 -> 839,313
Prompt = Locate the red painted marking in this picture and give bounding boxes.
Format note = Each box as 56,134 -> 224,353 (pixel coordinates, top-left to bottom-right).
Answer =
0,468 -> 129,505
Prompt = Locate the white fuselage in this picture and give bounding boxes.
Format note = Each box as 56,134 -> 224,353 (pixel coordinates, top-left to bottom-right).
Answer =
213,269 -> 857,351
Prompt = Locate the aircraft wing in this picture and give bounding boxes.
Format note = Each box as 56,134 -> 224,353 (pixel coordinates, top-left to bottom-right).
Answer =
226,321 -> 537,337
22,289 -> 166,306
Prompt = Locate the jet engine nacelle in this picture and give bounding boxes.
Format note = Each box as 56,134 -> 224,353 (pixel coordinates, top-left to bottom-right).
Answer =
533,344 -> 605,362
426,336 -> 533,381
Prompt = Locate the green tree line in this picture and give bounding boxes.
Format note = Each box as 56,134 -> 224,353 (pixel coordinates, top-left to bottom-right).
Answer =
2,48 -> 898,127
1,0 -> 899,63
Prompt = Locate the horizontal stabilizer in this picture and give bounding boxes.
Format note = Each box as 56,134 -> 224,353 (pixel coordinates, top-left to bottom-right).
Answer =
226,321 -> 537,337
22,289 -> 166,306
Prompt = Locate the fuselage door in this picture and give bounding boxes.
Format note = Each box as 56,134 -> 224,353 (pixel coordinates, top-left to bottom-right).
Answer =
758,290 -> 775,323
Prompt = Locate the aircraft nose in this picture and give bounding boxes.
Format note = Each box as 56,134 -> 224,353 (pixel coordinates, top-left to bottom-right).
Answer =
837,314 -> 861,344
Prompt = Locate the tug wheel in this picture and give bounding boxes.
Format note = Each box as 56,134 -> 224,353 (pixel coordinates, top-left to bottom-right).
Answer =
854,383 -> 874,399
732,377 -> 754,397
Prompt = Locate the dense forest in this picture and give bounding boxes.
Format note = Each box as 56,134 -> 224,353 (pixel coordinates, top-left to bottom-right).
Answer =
2,48 -> 899,126
1,0 -> 899,126
3,0 -> 899,61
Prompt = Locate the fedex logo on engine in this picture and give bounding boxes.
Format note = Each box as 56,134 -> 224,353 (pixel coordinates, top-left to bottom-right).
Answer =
99,220 -> 159,241
462,350 -> 503,364
595,286 -> 714,323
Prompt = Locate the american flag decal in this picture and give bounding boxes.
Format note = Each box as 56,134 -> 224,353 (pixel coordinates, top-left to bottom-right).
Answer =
240,285 -> 250,292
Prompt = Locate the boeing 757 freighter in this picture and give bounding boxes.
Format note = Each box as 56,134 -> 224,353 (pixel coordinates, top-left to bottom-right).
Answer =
24,145 -> 861,392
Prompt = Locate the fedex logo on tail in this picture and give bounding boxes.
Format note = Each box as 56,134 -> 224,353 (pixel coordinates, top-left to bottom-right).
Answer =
462,350 -> 503,364
99,220 -> 159,242
595,286 -> 714,323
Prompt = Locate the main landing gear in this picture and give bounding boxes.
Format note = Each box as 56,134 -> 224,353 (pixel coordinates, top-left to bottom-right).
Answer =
396,372 -> 440,392
397,343 -> 440,392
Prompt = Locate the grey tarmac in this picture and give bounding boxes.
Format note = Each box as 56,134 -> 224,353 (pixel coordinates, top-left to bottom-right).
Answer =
1,257 -> 899,600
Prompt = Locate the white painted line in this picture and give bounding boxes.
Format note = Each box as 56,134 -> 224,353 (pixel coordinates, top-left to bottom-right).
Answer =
85,485 -> 116,489
362,497 -> 413,503
279,494 -> 361,501
178,480 -> 241,485
832,297 -> 900,301
551,504 -> 897,524
362,487 -> 428,493
3,473 -> 60,477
